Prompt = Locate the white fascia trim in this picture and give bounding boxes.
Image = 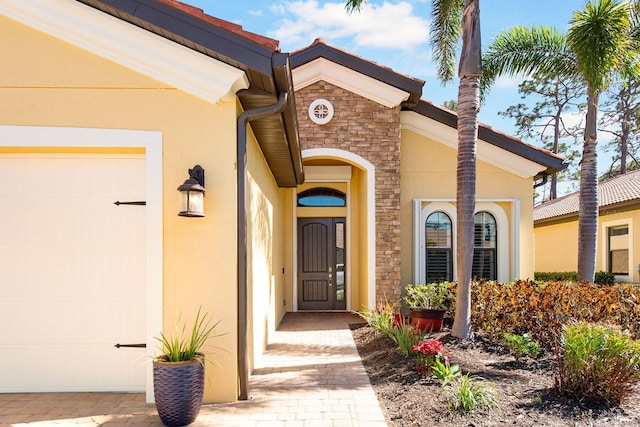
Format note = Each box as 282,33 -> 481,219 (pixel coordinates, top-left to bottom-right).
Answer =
1,0 -> 249,104
293,58 -> 409,108
401,111 -> 545,179
0,125 -> 163,403
301,148 -> 377,310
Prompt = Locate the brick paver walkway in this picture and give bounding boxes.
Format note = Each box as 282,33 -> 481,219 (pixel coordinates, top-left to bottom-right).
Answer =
0,312 -> 387,426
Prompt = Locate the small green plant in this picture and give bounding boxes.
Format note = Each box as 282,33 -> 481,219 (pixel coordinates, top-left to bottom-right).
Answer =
155,307 -> 223,363
431,358 -> 461,387
504,333 -> 542,361
447,373 -> 498,412
386,318 -> 422,356
404,282 -> 451,309
555,322 -> 640,405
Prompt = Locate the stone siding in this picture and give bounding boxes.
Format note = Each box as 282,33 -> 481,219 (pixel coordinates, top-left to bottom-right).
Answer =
295,81 -> 402,301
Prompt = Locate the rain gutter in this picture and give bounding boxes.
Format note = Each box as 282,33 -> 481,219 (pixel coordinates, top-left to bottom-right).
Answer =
236,91 -> 289,400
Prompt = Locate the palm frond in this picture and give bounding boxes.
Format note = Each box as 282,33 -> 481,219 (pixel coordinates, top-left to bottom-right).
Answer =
483,26 -> 577,88
568,0 -> 633,92
430,0 -> 464,83
345,0 -> 366,15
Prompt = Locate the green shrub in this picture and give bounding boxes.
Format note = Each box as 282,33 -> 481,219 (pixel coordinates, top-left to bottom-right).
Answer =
555,322 -> 640,405
504,333 -> 541,361
534,271 -> 578,282
447,373 -> 498,412
595,271 -> 616,286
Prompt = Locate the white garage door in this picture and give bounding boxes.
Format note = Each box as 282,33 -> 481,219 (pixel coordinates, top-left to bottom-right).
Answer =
0,154 -> 147,392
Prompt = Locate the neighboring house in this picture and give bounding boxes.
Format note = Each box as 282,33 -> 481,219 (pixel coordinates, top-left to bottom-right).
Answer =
534,170 -> 640,283
0,0 -> 564,403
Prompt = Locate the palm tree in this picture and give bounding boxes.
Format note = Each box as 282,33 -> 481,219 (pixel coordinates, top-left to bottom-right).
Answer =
347,0 -> 481,339
483,0 -> 638,282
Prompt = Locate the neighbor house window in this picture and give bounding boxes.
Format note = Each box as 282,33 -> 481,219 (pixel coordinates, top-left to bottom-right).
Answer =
608,225 -> 629,275
297,188 -> 346,207
425,212 -> 453,283
473,211 -> 497,281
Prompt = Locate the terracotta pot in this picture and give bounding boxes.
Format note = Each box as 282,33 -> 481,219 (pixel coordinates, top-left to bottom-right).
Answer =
153,357 -> 205,427
409,308 -> 445,332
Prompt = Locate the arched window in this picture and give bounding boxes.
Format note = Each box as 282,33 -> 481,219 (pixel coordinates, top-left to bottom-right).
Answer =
297,188 -> 346,207
425,212 -> 453,283
473,211 -> 497,281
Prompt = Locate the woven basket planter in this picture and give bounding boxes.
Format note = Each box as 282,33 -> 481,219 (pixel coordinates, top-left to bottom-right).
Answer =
153,356 -> 205,427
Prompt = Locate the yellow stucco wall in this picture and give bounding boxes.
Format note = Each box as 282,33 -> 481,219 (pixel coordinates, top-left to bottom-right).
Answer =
533,220 -> 578,273
399,128 -> 536,287
246,124 -> 289,371
1,16 -> 239,402
534,206 -> 640,283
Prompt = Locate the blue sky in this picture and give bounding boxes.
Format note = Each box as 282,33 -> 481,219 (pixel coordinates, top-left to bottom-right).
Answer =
185,0 -> 601,191
190,0 -> 584,128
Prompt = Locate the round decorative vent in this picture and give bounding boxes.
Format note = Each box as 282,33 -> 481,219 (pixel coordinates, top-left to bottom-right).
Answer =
308,98 -> 334,125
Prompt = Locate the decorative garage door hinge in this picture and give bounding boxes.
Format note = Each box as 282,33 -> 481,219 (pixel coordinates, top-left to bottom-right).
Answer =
114,343 -> 147,348
113,201 -> 146,206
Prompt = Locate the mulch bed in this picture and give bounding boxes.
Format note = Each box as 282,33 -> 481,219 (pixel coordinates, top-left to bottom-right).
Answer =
351,323 -> 640,426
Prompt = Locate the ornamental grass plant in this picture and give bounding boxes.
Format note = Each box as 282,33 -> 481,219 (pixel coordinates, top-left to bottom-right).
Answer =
155,307 -> 223,363
555,322 -> 640,405
358,301 -> 423,355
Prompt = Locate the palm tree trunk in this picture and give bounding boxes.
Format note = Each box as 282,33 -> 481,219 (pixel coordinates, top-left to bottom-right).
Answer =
451,0 -> 481,340
452,75 -> 479,339
577,89 -> 599,282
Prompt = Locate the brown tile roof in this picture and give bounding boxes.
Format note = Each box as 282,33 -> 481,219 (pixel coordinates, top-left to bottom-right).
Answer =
534,170 -> 640,222
156,0 -> 280,50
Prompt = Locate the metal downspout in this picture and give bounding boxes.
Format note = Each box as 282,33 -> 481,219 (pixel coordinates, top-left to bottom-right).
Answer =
236,92 -> 289,400
534,175 -> 548,188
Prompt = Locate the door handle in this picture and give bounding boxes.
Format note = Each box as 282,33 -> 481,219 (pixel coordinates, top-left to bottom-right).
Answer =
328,267 -> 332,287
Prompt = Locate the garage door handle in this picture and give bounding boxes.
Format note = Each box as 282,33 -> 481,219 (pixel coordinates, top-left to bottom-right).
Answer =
114,343 -> 146,348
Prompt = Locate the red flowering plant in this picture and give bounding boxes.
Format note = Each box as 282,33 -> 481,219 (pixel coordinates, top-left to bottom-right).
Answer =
411,338 -> 451,374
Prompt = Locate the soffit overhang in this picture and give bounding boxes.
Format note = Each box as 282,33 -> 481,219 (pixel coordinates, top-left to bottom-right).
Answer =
1,0 -> 303,187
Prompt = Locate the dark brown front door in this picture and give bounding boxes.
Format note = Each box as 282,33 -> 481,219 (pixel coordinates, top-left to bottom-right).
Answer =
298,218 -> 346,310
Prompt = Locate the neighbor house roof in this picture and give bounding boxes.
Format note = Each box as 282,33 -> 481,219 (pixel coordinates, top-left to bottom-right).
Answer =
534,170 -> 640,223
291,39 -> 565,179
76,0 -> 304,187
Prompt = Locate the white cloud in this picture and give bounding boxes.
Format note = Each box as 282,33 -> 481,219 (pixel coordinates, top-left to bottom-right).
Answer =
493,75 -> 523,89
269,1 -> 428,51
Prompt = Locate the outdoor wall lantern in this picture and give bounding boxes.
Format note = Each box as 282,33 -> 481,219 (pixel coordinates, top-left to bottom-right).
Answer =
177,165 -> 205,217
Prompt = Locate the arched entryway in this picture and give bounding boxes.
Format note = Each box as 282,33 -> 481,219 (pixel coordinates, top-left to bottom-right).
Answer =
293,148 -> 375,311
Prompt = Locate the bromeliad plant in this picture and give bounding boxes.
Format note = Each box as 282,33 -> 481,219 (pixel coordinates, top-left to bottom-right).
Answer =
155,306 -> 223,363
